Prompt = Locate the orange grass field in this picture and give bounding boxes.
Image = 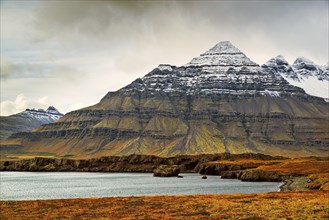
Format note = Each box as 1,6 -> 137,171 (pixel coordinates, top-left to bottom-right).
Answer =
1,190 -> 329,219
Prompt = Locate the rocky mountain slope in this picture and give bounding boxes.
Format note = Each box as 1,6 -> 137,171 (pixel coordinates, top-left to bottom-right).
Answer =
0,106 -> 63,139
3,41 -> 329,158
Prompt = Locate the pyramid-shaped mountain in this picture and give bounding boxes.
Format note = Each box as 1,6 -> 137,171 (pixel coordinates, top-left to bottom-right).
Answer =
5,41 -> 329,158
185,41 -> 259,69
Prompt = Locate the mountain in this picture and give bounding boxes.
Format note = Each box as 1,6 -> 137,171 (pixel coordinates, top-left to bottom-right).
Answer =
0,106 -> 63,139
3,41 -> 329,158
262,55 -> 329,100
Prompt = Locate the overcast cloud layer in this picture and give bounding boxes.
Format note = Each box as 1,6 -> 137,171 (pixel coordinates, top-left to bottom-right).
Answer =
1,1 -> 328,116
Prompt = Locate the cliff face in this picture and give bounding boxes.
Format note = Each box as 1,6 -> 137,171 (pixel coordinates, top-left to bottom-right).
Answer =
3,42 -> 329,158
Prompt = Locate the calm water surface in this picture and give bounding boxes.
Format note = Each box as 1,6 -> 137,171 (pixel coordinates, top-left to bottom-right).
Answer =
0,172 -> 280,200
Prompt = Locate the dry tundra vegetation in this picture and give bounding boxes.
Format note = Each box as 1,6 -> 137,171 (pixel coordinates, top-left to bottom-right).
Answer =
1,191 -> 328,219
1,157 -> 328,219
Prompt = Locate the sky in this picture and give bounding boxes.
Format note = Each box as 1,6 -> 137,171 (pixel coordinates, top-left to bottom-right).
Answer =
1,0 -> 328,116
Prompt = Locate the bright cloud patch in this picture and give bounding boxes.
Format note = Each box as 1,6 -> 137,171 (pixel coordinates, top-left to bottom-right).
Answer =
0,94 -> 51,116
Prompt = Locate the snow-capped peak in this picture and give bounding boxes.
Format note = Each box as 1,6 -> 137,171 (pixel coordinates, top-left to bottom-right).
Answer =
203,41 -> 242,55
292,57 -> 327,79
46,106 -> 61,115
157,64 -> 175,72
262,55 -> 290,67
184,41 -> 259,72
262,55 -> 297,78
274,55 -> 289,64
293,57 -> 315,67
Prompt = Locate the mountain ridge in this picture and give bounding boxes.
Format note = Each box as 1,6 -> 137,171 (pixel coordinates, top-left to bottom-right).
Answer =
2,41 -> 328,158
0,106 -> 63,139
262,54 -> 328,100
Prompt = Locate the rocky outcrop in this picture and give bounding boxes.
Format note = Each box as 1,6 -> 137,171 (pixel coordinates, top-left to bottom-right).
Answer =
197,160 -> 285,182
208,168 -> 285,182
0,156 -> 156,172
153,165 -> 180,177
196,163 -> 260,175
237,170 -> 285,182
280,177 -> 309,191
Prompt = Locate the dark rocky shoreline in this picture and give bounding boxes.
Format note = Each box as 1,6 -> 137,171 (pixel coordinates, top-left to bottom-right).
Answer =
0,153 -> 283,172
0,153 -> 288,179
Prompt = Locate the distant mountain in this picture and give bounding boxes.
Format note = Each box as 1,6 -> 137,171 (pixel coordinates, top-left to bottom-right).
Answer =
0,106 -> 63,139
262,55 -> 329,100
4,41 -> 329,158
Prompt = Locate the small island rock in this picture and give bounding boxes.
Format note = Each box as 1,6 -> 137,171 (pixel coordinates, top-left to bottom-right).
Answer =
153,165 -> 180,177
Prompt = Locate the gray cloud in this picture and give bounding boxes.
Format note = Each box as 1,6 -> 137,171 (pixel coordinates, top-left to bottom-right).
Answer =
1,0 -> 328,115
0,57 -> 45,79
26,1 -> 328,64
0,57 -> 16,79
0,56 -> 83,80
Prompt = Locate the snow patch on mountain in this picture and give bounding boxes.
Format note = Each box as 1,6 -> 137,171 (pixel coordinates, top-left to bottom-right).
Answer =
264,89 -> 280,97
281,74 -> 329,99
204,41 -> 242,54
157,64 -> 174,72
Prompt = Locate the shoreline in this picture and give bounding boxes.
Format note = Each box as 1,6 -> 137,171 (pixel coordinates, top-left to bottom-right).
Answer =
1,154 -> 327,194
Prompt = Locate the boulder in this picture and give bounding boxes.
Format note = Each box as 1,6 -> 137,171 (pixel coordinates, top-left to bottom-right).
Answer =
221,171 -> 239,179
153,165 -> 180,177
238,170 -> 283,182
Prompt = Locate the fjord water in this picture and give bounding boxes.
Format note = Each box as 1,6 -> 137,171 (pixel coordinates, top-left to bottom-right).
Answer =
0,172 -> 280,200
